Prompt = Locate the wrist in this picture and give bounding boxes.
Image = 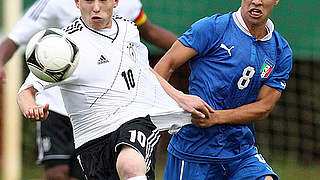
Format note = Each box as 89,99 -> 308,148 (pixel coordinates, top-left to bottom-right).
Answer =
173,90 -> 185,102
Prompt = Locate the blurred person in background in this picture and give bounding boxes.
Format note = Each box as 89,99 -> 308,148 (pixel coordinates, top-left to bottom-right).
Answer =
0,0 -> 177,179
154,0 -> 292,179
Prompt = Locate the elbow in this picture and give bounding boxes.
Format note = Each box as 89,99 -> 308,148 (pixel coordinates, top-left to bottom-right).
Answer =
154,61 -> 175,81
260,104 -> 275,120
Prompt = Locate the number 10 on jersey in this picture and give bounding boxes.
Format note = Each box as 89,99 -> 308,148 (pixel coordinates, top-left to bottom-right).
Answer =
122,69 -> 135,90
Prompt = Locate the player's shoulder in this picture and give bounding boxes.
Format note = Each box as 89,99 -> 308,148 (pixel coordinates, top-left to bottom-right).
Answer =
63,18 -> 83,35
113,15 -> 136,27
272,30 -> 292,56
192,12 -> 232,32
273,30 -> 291,47
113,15 -> 138,33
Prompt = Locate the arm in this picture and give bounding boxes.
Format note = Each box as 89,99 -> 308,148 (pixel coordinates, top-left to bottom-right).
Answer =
0,38 -> 19,82
154,40 -> 197,80
17,86 -> 49,121
150,68 -> 213,118
191,85 -> 281,127
138,19 -> 177,51
152,41 -> 213,117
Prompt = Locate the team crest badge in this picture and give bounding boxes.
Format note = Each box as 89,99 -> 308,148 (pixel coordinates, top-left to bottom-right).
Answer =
260,58 -> 274,78
127,42 -> 137,62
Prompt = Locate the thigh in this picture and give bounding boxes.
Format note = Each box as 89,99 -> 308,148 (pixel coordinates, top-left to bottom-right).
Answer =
38,111 -> 75,164
116,116 -> 160,180
229,154 -> 279,180
164,153 -> 225,180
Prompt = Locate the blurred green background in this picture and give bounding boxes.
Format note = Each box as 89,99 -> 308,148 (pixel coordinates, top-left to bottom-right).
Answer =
1,0 -> 320,179
21,0 -> 320,59
142,0 -> 320,60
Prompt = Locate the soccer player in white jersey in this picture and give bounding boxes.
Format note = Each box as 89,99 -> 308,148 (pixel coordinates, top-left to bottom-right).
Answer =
17,0 -> 212,179
0,0 -> 177,179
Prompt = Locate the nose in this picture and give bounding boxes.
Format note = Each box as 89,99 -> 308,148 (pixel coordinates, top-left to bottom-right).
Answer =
93,1 -> 100,13
252,0 -> 262,5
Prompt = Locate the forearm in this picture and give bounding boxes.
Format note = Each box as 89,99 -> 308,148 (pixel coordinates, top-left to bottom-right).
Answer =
17,86 -> 49,121
206,86 -> 281,127
150,68 -> 183,102
192,85 -> 281,127
17,87 -> 38,114
153,55 -> 176,81
154,40 -> 198,82
151,68 -> 213,118
214,101 -> 274,125
0,38 -> 19,66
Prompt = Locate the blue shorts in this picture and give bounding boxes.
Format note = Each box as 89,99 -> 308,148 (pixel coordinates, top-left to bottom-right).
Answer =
164,153 -> 279,180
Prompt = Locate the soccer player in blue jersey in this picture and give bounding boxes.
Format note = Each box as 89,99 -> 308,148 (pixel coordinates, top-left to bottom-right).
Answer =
154,0 -> 292,179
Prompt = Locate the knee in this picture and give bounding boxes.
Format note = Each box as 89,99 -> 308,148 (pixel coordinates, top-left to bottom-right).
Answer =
116,146 -> 146,179
117,159 -> 142,178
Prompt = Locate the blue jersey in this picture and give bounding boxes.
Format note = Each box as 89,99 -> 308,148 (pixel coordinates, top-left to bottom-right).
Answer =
168,12 -> 292,163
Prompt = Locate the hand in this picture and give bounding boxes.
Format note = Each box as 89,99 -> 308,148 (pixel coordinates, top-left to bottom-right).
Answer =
23,104 -> 50,121
191,113 -> 214,128
178,94 -> 214,119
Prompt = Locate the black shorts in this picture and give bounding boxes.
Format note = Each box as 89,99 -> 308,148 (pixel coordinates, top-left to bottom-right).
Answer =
75,115 -> 160,180
37,110 -> 85,179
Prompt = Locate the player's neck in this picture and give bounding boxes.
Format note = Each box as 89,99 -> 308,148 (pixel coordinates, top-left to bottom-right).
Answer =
247,24 -> 267,40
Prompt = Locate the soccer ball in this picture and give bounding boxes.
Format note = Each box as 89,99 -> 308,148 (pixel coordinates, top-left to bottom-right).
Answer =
25,28 -> 79,82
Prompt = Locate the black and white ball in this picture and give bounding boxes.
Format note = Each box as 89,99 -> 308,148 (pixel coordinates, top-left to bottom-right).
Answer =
25,28 -> 79,82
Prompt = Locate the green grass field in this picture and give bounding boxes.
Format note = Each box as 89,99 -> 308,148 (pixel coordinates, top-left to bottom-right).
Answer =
20,153 -> 320,180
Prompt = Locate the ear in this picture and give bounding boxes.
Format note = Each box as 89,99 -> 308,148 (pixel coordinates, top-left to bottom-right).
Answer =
74,0 -> 80,8
114,0 -> 119,8
274,0 -> 280,5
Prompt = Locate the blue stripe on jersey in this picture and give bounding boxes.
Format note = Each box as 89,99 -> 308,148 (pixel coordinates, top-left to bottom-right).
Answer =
170,13 -> 292,163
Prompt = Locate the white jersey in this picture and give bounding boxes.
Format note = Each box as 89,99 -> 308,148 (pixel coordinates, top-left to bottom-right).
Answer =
23,18 -> 190,148
15,0 -> 142,115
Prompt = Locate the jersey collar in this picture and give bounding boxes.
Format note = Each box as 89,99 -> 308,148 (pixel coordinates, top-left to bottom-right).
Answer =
79,17 -> 119,42
232,8 -> 274,41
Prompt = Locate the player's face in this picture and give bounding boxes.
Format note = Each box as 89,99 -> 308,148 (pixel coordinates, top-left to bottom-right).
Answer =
241,0 -> 279,27
75,0 -> 118,30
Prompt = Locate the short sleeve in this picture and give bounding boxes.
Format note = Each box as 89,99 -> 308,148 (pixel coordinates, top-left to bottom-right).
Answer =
114,0 -> 143,21
125,22 -> 141,43
265,42 -> 293,92
8,0 -> 58,46
18,72 -> 49,94
178,16 -> 218,56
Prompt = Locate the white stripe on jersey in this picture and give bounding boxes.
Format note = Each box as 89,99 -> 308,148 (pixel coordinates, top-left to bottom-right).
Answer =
29,0 -> 50,21
36,122 -> 44,164
145,129 -> 160,172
